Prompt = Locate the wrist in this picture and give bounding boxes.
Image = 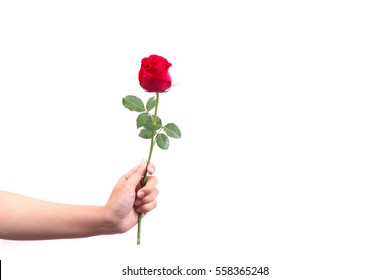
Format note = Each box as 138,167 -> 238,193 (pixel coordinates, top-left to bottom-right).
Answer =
101,205 -> 129,235
98,206 -> 115,235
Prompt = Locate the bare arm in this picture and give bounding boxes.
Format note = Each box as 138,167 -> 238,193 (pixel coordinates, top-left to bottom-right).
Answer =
0,160 -> 158,240
0,192 -> 111,240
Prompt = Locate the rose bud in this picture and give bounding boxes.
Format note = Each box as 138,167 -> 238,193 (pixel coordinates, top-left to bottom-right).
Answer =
138,54 -> 172,92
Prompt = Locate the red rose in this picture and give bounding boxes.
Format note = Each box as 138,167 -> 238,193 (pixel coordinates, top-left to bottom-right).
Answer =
138,54 -> 172,92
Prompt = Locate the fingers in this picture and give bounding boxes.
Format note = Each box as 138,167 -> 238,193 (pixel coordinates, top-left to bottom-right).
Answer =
135,176 -> 158,213
147,162 -> 156,175
118,160 -> 158,214
123,160 -> 156,180
122,159 -> 148,191
136,200 -> 157,214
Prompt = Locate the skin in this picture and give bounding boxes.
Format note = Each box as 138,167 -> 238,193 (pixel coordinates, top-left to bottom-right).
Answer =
0,159 -> 158,240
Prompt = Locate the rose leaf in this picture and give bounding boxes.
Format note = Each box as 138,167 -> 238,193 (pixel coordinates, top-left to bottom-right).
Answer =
136,112 -> 149,128
143,116 -> 162,130
156,133 -> 169,150
138,128 -> 153,139
122,95 -> 145,112
146,97 -> 156,112
164,123 -> 181,139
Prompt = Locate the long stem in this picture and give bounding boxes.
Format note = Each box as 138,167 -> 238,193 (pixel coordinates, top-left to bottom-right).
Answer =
137,92 -> 160,245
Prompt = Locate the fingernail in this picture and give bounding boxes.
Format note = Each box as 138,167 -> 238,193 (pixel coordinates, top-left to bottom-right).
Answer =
148,166 -> 155,173
135,200 -> 142,206
138,191 -> 145,198
139,159 -> 146,166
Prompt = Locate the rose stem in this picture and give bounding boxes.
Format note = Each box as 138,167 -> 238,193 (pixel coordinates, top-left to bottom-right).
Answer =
137,91 -> 160,245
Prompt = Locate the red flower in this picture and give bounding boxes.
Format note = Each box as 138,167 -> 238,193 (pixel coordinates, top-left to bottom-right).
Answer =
138,54 -> 172,92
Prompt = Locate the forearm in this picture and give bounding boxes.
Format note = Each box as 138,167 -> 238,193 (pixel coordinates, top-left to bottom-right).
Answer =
0,191 -> 115,240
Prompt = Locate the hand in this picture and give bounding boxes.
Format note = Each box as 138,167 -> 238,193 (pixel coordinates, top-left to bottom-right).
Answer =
104,159 -> 158,234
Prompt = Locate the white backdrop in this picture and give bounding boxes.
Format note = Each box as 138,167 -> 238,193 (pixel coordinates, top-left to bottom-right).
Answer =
1,0 -> 389,279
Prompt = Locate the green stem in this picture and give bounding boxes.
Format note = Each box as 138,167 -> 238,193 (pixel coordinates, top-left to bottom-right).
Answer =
137,92 -> 160,245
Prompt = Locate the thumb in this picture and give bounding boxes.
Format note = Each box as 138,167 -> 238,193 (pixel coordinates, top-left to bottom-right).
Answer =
124,159 -> 147,191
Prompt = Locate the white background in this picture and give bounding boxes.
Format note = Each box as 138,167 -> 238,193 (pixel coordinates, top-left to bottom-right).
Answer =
0,0 -> 389,279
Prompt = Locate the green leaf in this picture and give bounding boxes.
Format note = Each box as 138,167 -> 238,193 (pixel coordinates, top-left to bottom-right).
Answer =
146,97 -> 156,111
143,116 -> 162,130
136,112 -> 149,128
122,95 -> 145,112
164,123 -> 181,139
139,128 -> 153,139
156,133 -> 169,150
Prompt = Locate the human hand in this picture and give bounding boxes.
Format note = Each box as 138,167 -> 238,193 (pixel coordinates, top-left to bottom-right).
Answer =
104,159 -> 158,234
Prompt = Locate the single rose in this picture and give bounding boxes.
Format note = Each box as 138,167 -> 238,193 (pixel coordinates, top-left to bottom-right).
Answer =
138,54 -> 172,92
123,54 -> 180,244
